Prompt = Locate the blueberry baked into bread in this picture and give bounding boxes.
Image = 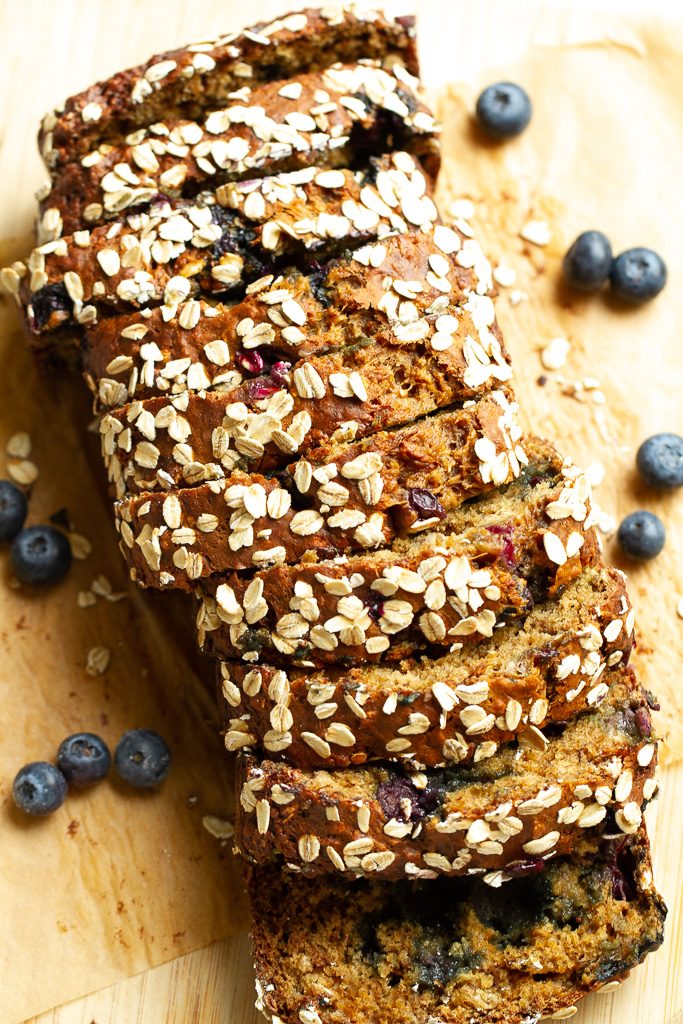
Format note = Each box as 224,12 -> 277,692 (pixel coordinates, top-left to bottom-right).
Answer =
3,7 -> 665,1023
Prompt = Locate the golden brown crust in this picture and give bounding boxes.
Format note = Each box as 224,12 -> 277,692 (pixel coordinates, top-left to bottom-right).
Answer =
40,62 -> 439,238
217,566 -> 635,767
112,399 -> 540,593
38,9 -> 419,168
114,434 -> 600,590
14,153 -> 438,336
235,670 -> 658,881
99,354 -> 520,499
83,226 -> 498,409
196,476 -> 600,667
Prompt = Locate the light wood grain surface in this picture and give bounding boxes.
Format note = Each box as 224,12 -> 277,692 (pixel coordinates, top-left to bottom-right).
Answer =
1,1 -> 679,1022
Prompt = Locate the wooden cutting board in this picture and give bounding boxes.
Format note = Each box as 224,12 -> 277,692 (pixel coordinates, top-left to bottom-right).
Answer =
2,1 -> 679,1021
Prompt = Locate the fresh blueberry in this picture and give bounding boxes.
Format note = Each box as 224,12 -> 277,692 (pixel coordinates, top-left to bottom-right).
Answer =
57,733 -> 111,787
475,82 -> 532,140
636,433 -> 683,489
610,247 -> 667,303
10,525 -> 72,586
0,479 -> 28,541
13,761 -> 67,816
562,231 -> 612,291
617,510 -> 665,560
115,729 -> 171,788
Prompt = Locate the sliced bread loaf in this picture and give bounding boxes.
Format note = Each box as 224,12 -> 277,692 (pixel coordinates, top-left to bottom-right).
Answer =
235,669 -> 658,880
248,827 -> 665,1024
83,226 -> 496,409
39,9 -> 419,168
40,62 -> 439,238
218,564 -> 633,766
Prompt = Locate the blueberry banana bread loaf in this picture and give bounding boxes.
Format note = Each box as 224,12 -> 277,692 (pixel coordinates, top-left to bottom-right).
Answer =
39,8 -> 419,168
40,62 -> 439,238
218,564 -> 634,767
196,468 -> 603,666
83,225 -> 498,408
248,827 -> 665,1024
113,393 -> 532,589
235,669 -> 658,881
199,530 -> 537,668
14,153 -> 438,339
100,365 -> 520,498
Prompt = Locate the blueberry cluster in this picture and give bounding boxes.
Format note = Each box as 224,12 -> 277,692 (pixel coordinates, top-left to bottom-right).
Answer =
0,478 -> 72,586
617,433 -> 683,561
12,729 -> 171,816
563,232 -> 667,304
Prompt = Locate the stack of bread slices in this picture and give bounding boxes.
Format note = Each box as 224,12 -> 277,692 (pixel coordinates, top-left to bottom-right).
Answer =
3,7 -> 666,1023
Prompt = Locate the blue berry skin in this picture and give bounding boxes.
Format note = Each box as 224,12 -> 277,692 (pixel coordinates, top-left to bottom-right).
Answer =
563,231 -> 613,291
617,511 -> 666,561
637,433 -> 683,489
610,247 -> 667,303
13,762 -> 67,816
0,479 -> 28,541
475,82 -> 532,140
115,729 -> 171,789
57,733 -> 111,787
10,525 -> 72,586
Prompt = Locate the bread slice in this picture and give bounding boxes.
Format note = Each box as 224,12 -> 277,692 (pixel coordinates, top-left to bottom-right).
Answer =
218,564 -> 634,767
235,669 -> 658,881
248,827 -> 665,1024
115,434 -> 598,589
201,530 -> 535,667
100,359 -> 520,497
40,62 -> 439,238
39,9 -> 419,168
84,226 -> 497,409
14,153 -> 437,336
196,451 -> 607,666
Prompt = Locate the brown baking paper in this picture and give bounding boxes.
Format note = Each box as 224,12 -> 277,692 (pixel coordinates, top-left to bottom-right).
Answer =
0,339 -> 248,1024
0,1 -> 682,1022
428,1 -> 683,764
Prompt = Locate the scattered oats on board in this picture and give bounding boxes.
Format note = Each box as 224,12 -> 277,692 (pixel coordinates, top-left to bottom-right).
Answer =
6,431 -> 31,458
202,815 -> 235,841
85,645 -> 110,676
493,263 -> 516,288
520,219 -> 552,246
585,462 -> 605,487
7,460 -> 38,485
449,198 -> 475,220
541,337 -> 571,371
68,532 -> 92,559
509,289 -> 527,306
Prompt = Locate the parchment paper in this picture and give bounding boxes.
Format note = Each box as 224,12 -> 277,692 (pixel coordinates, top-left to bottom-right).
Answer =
0,1 -> 681,1021
0,341 -> 247,1024
430,2 -> 683,763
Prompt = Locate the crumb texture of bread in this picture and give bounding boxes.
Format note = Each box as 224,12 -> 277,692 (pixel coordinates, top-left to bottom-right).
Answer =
0,7 -> 665,1019
248,829 -> 666,1024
